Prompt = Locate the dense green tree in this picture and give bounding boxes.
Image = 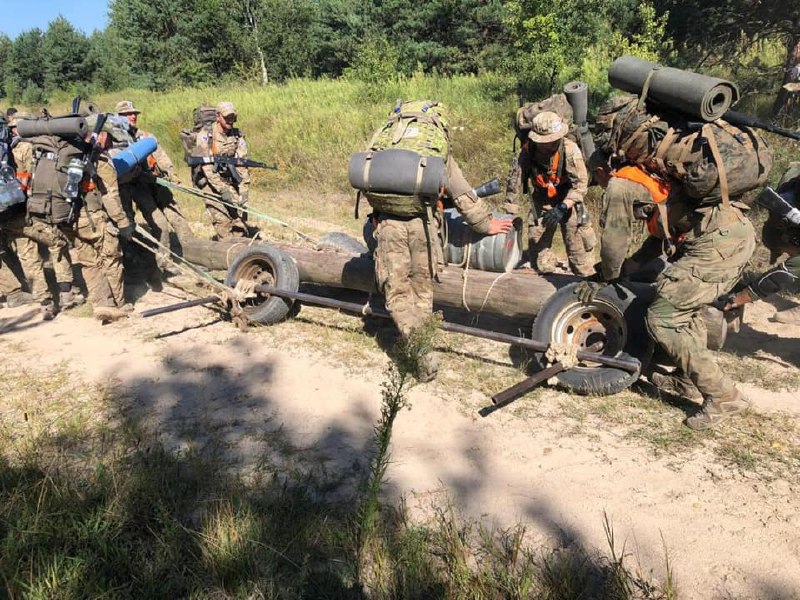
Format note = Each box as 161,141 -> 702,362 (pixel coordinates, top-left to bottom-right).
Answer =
657,0 -> 800,118
41,17 -> 92,92
0,35 -> 11,99
4,28 -> 45,101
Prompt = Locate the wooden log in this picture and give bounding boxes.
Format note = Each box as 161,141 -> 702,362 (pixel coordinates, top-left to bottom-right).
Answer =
180,238 -> 578,321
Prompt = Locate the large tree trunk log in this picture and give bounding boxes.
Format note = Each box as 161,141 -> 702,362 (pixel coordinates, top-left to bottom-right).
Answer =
180,238 -> 577,321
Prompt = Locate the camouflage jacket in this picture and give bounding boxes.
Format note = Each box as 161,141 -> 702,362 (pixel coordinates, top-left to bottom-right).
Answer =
194,122 -> 250,196
505,137 -> 587,214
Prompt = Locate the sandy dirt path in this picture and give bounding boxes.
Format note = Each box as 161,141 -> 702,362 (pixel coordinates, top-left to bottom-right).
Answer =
1,285 -> 799,599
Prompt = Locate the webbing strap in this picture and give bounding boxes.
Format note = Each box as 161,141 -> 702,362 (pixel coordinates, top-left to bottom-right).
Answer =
656,202 -> 675,256
637,67 -> 660,112
414,155 -> 427,195
702,123 -> 730,207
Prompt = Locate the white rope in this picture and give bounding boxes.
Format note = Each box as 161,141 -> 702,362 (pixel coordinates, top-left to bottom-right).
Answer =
460,241 -> 473,311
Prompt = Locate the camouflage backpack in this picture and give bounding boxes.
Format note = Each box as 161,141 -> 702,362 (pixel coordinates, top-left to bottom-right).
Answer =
595,95 -> 773,203
349,100 -> 451,217
514,94 -> 575,150
180,104 -> 216,186
25,135 -> 86,224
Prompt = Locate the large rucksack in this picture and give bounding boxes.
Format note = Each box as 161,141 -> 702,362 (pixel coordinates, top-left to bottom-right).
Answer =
348,100 -> 451,216
595,94 -> 773,203
180,105 -> 217,187
514,93 -> 575,150
27,134 -> 86,224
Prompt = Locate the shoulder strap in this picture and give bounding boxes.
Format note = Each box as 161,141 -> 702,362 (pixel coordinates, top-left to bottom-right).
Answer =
702,123 -> 730,207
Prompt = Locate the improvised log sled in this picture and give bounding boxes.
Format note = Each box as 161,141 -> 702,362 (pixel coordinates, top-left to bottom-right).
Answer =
140,234 -> 730,410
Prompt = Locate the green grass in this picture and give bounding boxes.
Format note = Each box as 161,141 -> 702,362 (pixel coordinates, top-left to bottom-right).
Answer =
0,353 -> 676,599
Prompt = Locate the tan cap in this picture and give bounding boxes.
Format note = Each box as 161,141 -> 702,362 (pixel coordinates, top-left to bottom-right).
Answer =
216,101 -> 236,117
115,100 -> 141,115
528,111 -> 568,143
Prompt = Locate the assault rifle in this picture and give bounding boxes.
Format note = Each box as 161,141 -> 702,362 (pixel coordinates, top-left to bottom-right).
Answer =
186,155 -> 277,185
722,110 -> 800,141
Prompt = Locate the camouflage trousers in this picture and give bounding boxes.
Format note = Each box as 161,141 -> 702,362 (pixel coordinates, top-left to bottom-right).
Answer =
646,204 -> 755,401
0,250 -> 22,296
374,216 -> 442,337
154,184 -> 193,240
1,214 -> 74,302
203,185 -> 247,240
61,210 -> 124,308
121,180 -> 172,269
528,199 -> 596,276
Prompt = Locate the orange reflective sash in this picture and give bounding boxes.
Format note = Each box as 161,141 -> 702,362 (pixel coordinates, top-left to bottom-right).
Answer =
16,171 -> 30,193
534,149 -> 561,199
80,178 -> 96,193
613,165 -> 670,203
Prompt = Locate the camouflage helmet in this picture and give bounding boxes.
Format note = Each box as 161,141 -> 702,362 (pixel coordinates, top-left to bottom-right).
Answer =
528,111 -> 568,143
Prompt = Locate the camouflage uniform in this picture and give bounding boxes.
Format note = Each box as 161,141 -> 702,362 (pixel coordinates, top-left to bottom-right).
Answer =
645,202 -> 755,410
9,116 -> 77,309
374,157 -> 494,338
193,102 -> 250,239
593,158 -> 755,427
115,101 -> 192,272
61,156 -> 131,310
9,138 -> 52,304
506,113 -> 595,276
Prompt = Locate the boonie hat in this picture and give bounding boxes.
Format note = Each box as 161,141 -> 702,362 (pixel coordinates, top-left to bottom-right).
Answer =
216,101 -> 237,117
528,111 -> 568,143
115,100 -> 141,115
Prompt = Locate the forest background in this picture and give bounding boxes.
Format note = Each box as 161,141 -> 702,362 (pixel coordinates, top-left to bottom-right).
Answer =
1,0 -> 798,118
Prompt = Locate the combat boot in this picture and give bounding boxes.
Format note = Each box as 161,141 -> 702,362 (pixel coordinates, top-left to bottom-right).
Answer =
40,300 -> 57,321
685,389 -> 750,431
5,290 -> 34,308
770,304 -> 800,325
93,306 -> 130,324
417,352 -> 440,383
650,372 -> 702,400
59,289 -> 86,310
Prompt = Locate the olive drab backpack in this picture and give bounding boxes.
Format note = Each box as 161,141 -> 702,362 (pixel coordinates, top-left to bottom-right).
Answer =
514,94 -> 575,151
26,134 -> 86,224
348,100 -> 452,217
180,104 -> 216,187
594,94 -> 773,204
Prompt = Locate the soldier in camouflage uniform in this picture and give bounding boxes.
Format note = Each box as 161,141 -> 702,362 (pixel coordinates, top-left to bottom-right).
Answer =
505,111 -> 595,276
55,118 -> 135,322
374,156 -> 512,381
721,162 -> 800,321
115,100 -> 192,257
193,101 -> 250,239
6,113 -> 84,317
587,154 -> 755,430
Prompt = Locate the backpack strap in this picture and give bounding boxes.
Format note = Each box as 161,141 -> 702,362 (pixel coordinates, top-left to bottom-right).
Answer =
702,123 -> 730,207
636,67 -> 660,112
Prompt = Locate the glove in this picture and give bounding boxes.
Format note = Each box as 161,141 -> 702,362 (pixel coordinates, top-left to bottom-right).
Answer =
715,288 -> 755,311
238,191 -> 249,208
573,281 -> 603,304
117,223 -> 136,241
220,190 -> 234,204
542,202 -> 570,228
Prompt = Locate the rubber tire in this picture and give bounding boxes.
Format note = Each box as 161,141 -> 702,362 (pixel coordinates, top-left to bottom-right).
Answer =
315,232 -> 368,255
225,245 -> 300,325
530,281 -> 647,396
